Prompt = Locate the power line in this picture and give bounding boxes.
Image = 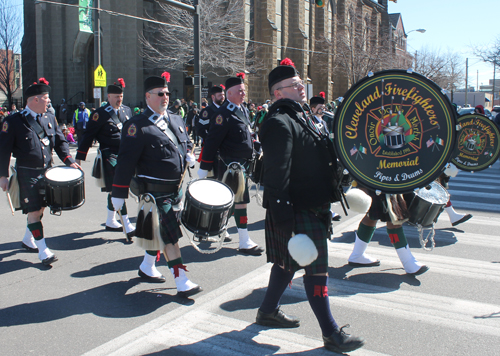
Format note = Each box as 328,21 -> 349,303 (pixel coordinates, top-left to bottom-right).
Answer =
34,0 -> 334,56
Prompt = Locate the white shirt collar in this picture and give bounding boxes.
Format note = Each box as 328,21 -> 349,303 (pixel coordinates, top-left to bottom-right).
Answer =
23,106 -> 38,118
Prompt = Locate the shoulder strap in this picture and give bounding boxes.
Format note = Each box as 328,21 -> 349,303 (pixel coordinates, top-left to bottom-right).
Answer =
104,105 -> 121,126
225,102 -> 252,128
22,110 -> 46,140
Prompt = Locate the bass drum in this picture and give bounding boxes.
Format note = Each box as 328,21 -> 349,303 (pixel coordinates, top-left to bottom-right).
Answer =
45,166 -> 85,212
334,69 -> 457,193
181,179 -> 234,236
405,181 -> 449,228
450,113 -> 500,172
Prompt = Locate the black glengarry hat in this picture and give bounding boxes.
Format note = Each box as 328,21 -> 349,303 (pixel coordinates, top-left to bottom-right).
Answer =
268,58 -> 300,92
225,73 -> 245,90
310,92 -> 326,106
25,78 -> 51,98
210,84 -> 226,95
144,72 -> 171,93
108,78 -> 125,94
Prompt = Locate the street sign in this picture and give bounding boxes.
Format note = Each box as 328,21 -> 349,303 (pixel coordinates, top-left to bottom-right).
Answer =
93,87 -> 101,99
94,65 -> 106,87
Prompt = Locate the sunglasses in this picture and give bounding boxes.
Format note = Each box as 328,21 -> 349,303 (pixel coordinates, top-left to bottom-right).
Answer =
150,91 -> 170,97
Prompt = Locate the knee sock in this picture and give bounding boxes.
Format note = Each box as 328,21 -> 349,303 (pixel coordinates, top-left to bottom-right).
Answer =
234,208 -> 248,229
259,264 -> 295,314
28,222 -> 44,241
304,275 -> 338,337
357,223 -> 376,243
167,257 -> 183,269
387,226 -> 407,249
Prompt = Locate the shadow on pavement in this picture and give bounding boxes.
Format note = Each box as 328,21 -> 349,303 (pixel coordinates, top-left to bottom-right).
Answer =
0,278 -> 190,327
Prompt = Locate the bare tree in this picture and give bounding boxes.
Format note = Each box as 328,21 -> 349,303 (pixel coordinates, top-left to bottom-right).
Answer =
0,0 -> 22,108
472,35 -> 500,68
413,47 -> 464,94
140,0 -> 259,76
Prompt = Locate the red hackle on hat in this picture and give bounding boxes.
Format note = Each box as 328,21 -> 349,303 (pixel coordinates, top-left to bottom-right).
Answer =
319,91 -> 325,98
220,84 -> 226,90
161,72 -> 171,83
118,78 -> 126,88
280,58 -> 295,67
236,72 -> 245,79
39,77 -> 49,85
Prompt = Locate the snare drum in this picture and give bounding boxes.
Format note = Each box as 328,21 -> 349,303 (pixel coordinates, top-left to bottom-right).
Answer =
181,179 -> 234,236
406,181 -> 449,228
45,166 -> 85,211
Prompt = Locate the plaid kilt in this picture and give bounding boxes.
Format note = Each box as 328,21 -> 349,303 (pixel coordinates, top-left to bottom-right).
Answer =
17,167 -> 47,214
154,190 -> 183,245
265,203 -> 331,274
217,156 -> 250,204
101,148 -> 119,192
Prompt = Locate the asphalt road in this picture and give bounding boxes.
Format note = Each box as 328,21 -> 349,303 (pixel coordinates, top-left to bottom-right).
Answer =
1,145 -> 499,356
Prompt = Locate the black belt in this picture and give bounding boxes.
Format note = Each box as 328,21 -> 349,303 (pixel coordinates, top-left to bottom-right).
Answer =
144,182 -> 178,194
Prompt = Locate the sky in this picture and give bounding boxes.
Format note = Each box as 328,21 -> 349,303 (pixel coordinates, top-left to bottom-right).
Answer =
389,0 -> 499,90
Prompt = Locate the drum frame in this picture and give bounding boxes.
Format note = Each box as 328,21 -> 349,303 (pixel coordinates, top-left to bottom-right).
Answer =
45,166 -> 85,215
181,179 -> 234,237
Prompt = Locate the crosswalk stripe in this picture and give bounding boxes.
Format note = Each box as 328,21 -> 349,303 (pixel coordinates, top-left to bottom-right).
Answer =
447,200 -> 500,212
449,182 -> 499,189
447,189 -> 500,199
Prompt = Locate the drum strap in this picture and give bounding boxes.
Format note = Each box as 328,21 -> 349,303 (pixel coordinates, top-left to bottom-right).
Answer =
104,105 -> 123,131
23,111 -> 47,142
148,113 -> 186,165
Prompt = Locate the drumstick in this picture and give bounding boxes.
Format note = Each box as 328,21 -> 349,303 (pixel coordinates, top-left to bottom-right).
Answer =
6,192 -> 14,215
116,211 -> 130,240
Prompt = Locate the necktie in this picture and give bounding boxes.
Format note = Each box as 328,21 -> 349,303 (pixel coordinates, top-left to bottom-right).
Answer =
36,114 -> 41,122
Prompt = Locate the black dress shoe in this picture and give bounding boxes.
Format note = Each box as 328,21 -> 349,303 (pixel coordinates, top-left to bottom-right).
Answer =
224,235 -> 232,242
41,255 -> 58,266
348,260 -> 381,267
138,269 -> 166,283
126,230 -> 135,242
332,214 -> 342,222
177,285 -> 203,298
408,265 -> 429,276
239,245 -> 264,256
21,242 -> 38,253
106,225 -> 123,232
452,214 -> 472,226
323,325 -> 365,353
256,307 -> 300,328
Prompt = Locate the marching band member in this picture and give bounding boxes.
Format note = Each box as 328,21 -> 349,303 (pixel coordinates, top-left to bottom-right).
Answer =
348,187 -> 429,275
0,78 -> 80,265
256,59 -> 364,354
195,84 -> 225,141
75,78 -> 135,238
197,73 -> 264,256
111,73 -> 201,297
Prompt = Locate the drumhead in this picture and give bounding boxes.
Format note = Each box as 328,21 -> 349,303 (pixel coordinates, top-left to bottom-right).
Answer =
414,182 -> 448,205
187,179 -> 234,206
45,166 -> 83,182
334,69 -> 457,193
451,113 -> 500,172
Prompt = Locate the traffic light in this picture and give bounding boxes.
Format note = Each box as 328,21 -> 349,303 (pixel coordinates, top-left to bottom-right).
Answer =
315,0 -> 325,8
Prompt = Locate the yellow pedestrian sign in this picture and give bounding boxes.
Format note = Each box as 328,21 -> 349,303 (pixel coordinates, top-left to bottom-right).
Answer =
94,65 -> 106,87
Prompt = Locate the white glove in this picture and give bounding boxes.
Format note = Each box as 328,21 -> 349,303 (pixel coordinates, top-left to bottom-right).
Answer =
444,163 -> 459,177
197,168 -> 208,179
186,152 -> 196,168
111,197 -> 125,211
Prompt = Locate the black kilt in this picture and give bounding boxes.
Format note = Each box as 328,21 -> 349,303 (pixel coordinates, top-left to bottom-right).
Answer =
367,191 -> 391,222
265,203 -> 331,274
101,148 -> 119,192
17,166 -> 47,214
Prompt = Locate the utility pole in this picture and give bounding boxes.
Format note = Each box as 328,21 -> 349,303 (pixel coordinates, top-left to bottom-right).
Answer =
94,0 -> 101,108
159,0 -> 201,105
465,58 -> 468,106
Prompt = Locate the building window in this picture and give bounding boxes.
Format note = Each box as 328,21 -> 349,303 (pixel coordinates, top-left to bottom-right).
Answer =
276,0 -> 283,60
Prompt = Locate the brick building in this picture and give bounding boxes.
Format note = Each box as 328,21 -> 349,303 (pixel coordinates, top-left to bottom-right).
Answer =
22,0 -> 405,109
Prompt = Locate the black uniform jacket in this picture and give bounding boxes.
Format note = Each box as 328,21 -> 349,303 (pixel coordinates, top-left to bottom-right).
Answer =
260,99 -> 337,227
111,108 -> 193,199
76,104 -> 132,160
196,103 -> 218,140
199,101 -> 253,171
0,110 -> 74,177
